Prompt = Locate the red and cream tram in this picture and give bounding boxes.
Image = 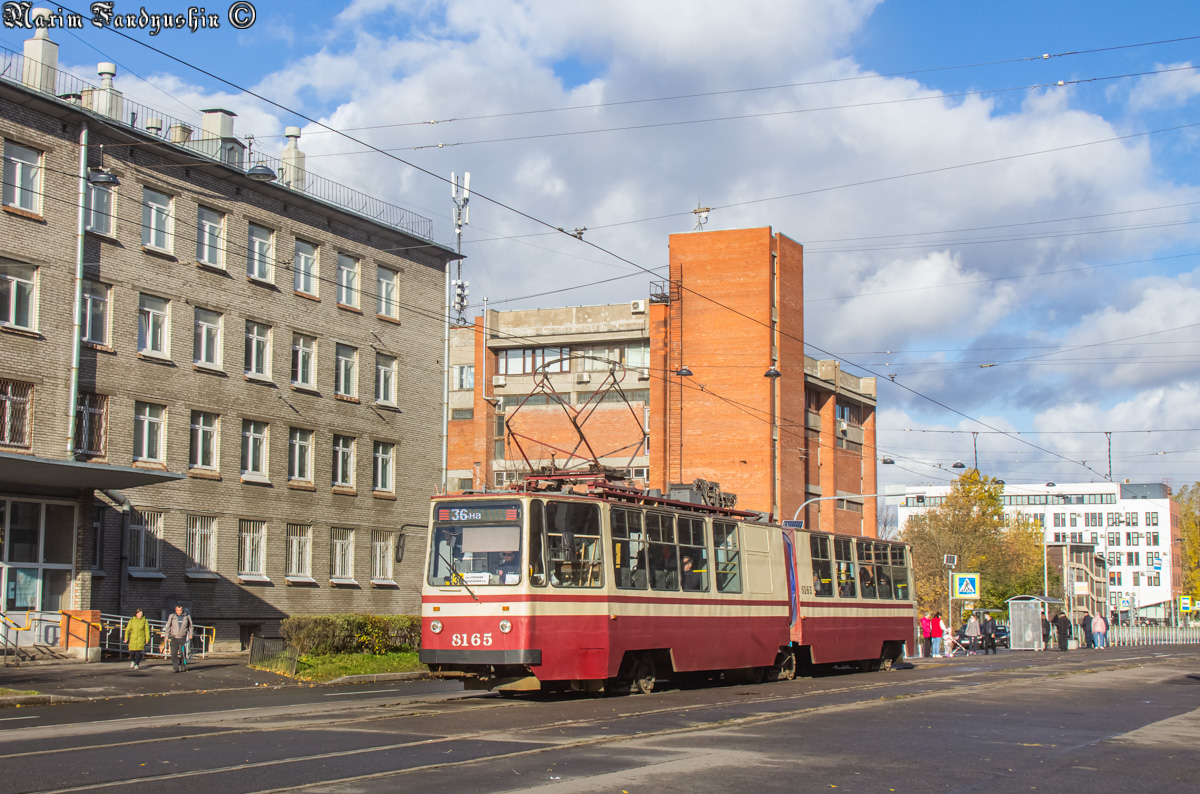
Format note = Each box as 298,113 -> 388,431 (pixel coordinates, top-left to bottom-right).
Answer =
419,478 -> 916,693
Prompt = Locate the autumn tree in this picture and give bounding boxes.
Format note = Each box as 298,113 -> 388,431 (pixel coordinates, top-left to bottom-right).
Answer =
1172,483 -> 1200,603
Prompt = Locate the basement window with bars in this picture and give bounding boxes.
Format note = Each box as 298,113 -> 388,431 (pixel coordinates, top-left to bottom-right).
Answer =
75,392 -> 107,457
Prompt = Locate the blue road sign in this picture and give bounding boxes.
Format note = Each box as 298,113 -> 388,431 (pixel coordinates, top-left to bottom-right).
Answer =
782,520 -> 805,529
952,573 -> 979,599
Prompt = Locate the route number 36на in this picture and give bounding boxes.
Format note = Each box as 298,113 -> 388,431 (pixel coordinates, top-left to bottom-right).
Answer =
451,633 -> 493,647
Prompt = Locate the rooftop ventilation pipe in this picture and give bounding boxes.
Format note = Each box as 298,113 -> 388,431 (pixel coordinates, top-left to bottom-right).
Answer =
21,8 -> 58,94
281,126 -> 306,191
200,109 -> 244,167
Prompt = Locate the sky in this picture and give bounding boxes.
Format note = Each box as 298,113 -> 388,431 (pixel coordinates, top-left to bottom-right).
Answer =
5,0 -> 1200,493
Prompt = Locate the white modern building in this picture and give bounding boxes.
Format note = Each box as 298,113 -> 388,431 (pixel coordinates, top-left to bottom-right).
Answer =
897,480 -> 1181,623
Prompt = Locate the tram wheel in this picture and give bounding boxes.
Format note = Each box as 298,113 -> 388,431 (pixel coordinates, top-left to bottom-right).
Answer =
632,654 -> 657,694
768,651 -> 797,682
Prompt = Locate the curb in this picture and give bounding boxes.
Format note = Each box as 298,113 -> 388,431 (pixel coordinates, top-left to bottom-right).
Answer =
0,694 -> 84,707
324,671 -> 436,685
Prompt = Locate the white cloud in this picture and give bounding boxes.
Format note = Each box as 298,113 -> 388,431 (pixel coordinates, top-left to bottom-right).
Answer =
1128,61 -> 1200,111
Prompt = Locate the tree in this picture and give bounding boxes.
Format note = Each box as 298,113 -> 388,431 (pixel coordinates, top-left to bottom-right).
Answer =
1172,484 -> 1200,603
901,470 -> 1056,620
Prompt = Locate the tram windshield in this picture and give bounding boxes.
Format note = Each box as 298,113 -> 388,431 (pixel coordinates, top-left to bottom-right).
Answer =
428,502 -> 523,586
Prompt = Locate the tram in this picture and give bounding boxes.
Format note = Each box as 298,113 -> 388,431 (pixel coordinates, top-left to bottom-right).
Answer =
419,475 -> 917,694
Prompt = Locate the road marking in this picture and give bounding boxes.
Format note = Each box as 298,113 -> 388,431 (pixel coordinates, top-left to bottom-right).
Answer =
322,689 -> 398,696
0,716 -> 38,722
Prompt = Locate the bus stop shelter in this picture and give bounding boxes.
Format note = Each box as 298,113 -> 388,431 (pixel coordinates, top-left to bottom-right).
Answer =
1006,595 -> 1062,651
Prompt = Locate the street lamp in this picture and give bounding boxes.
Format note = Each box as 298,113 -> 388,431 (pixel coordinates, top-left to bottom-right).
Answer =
763,365 -> 781,379
674,365 -> 693,377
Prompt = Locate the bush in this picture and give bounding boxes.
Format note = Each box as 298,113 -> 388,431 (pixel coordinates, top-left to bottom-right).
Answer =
281,614 -> 421,655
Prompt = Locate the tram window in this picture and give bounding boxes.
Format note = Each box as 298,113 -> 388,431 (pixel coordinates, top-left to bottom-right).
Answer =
713,521 -> 742,593
810,535 -> 833,597
428,504 -> 523,587
612,507 -> 647,590
873,541 -> 893,600
529,500 -> 547,587
857,539 -> 877,598
546,501 -> 603,588
834,537 -> 856,597
648,513 -> 679,591
678,516 -> 708,592
889,545 -> 910,600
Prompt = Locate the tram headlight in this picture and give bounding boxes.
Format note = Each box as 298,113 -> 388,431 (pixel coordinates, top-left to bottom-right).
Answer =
429,620 -> 443,634
499,619 -> 512,634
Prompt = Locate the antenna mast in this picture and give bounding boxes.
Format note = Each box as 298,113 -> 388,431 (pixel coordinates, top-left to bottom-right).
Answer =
451,172 -> 470,324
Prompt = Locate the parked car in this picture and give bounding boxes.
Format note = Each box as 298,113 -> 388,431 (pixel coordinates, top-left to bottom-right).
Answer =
955,624 -> 1010,649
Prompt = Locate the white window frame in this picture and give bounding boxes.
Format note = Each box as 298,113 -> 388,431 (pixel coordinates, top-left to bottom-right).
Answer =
285,523 -> 312,580
294,239 -> 317,295
133,401 -> 166,463
377,266 -> 397,318
138,294 -> 170,357
241,419 -> 269,480
185,515 -> 216,574
336,253 -> 359,308
193,308 -> 222,367
128,509 -> 162,572
244,321 -> 271,378
196,206 -> 224,267
452,364 -> 474,391
0,264 -> 37,330
189,410 -> 218,470
248,223 -> 273,281
141,187 -> 173,251
238,519 -> 266,578
291,333 -> 315,388
373,441 -> 394,493
335,343 -> 357,398
3,141 -> 41,213
332,434 -> 355,488
375,353 -> 396,405
288,427 -> 313,482
85,181 -> 114,235
330,527 -> 354,582
81,281 -> 108,345
371,530 -> 394,583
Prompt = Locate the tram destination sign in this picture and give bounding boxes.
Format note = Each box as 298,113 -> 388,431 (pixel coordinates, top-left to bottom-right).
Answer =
436,503 -> 521,523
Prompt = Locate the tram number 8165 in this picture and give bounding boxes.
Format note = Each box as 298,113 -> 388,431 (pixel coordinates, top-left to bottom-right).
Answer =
450,633 -> 494,647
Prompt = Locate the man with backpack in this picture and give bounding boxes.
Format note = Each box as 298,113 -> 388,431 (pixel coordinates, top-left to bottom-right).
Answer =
164,604 -> 194,673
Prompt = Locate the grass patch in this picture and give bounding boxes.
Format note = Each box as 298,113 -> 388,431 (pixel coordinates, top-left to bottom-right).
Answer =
295,651 -> 425,683
0,687 -> 38,697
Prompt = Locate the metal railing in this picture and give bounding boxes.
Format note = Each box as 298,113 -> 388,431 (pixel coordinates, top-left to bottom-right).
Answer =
0,45 -> 435,241
1107,625 -> 1200,646
247,636 -> 299,677
98,613 -> 214,659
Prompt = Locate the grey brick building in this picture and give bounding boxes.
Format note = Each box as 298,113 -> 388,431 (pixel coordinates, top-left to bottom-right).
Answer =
1,24 -> 458,649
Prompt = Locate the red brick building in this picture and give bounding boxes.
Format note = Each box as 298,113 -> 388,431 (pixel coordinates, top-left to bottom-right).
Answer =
447,227 -> 879,535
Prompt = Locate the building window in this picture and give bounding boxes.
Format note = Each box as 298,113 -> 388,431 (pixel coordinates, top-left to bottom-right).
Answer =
193,308 -> 222,367
373,441 -> 394,492
1127,531 -> 1140,546
247,223 -> 273,281
128,509 -> 162,571
836,401 -> 863,428
3,141 -> 41,213
85,181 -> 114,235
375,354 -> 396,405
138,294 -> 169,357
293,239 -> 316,295
75,392 -> 107,457
238,519 -> 265,576
186,515 -> 216,573
333,434 -> 355,487
1147,531 -> 1160,546
336,253 -> 359,307
0,378 -> 33,449
286,524 -> 311,578
1148,512 -> 1159,526
244,321 -> 271,378
288,427 -> 313,482
335,344 -> 357,397
133,401 -> 166,462
497,346 -> 570,375
241,419 -> 268,479
141,187 -> 172,251
451,408 -> 474,420
0,263 -> 36,330
91,506 -> 105,570
196,206 -> 224,267
189,411 -> 218,469
377,266 -> 397,318
291,333 -> 315,388
331,527 -> 354,580
371,530 -> 394,581
453,365 -> 474,391
81,281 -> 109,345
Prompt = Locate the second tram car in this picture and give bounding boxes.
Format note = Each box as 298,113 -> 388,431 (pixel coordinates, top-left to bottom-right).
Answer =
420,478 -> 916,693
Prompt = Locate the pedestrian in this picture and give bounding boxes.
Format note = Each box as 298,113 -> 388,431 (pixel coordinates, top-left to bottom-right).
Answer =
1041,613 -> 1051,651
1082,612 -> 1094,649
964,612 -> 981,654
124,608 -> 149,670
931,612 -> 944,658
163,604 -> 194,673
940,614 -> 953,656
980,612 -> 997,655
1092,614 -> 1108,648
1055,611 -> 1071,652
920,612 -> 933,658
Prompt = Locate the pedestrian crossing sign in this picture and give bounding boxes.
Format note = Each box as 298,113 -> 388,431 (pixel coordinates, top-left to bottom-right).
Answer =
952,573 -> 979,599
1182,596 -> 1192,613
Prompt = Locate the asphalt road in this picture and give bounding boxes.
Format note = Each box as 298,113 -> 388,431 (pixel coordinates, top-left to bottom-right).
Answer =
2,646 -> 1198,793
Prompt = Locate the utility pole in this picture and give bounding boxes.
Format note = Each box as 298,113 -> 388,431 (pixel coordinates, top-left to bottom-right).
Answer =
442,171 -> 470,493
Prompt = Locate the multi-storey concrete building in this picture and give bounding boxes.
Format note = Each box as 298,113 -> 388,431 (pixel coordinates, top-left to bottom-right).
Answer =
898,481 -> 1181,623
447,227 -> 881,536
1,26 -> 457,648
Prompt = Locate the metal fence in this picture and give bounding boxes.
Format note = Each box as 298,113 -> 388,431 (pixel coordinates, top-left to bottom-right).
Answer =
247,636 -> 299,678
1107,625 -> 1200,646
98,613 -> 213,659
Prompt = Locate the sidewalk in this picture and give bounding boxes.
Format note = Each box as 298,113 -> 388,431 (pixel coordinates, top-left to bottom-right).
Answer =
0,653 -> 300,706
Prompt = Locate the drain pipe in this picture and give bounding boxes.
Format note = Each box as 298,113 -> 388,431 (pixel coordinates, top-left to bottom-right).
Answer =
102,489 -> 131,616
67,120 -> 88,455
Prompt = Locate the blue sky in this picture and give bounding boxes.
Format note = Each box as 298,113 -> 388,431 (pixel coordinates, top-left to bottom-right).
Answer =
6,0 -> 1200,488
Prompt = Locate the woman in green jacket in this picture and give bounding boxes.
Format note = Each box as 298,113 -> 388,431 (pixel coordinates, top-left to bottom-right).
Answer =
124,608 -> 150,670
